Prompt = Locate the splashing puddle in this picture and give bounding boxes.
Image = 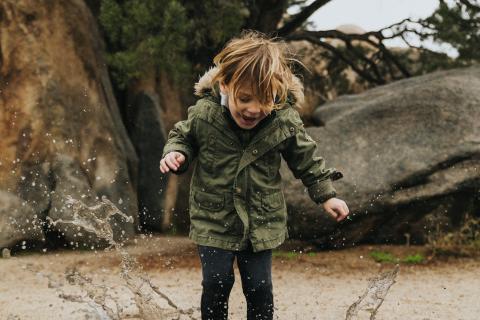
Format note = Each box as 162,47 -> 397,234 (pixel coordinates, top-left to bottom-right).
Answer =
35,196 -> 200,320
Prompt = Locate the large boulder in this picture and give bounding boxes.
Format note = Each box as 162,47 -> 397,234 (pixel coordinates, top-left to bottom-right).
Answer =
0,0 -> 138,248
282,66 -> 480,248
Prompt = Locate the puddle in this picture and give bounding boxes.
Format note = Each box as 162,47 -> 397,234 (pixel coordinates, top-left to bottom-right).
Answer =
44,195 -> 199,320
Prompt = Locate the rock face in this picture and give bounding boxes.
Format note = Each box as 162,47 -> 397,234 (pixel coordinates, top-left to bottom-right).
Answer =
125,88 -> 170,231
125,71 -> 191,233
0,0 -> 138,248
282,66 -> 480,248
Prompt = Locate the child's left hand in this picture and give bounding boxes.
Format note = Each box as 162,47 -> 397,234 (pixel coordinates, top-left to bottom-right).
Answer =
322,198 -> 349,222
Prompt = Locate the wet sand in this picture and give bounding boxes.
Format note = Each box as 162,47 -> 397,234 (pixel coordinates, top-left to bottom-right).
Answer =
1,235 -> 479,319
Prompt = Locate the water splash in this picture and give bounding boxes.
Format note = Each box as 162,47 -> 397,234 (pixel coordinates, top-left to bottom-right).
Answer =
345,265 -> 399,320
46,195 -> 133,248
47,196 -> 199,320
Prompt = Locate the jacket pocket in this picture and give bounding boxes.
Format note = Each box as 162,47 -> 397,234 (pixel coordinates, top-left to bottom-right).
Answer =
261,191 -> 284,211
193,190 -> 224,212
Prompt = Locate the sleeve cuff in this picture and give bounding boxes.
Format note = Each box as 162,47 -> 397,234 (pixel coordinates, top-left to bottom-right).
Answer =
330,170 -> 344,181
307,178 -> 337,204
162,143 -> 193,160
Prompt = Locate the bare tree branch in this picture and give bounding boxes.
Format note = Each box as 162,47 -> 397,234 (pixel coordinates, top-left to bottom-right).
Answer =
277,0 -> 331,36
287,32 -> 384,84
277,2 -> 465,86
343,38 -> 384,81
287,26 -> 413,83
458,0 -> 480,12
244,0 -> 289,33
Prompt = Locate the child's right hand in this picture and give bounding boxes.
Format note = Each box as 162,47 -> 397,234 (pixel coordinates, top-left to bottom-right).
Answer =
322,197 -> 349,222
159,151 -> 185,173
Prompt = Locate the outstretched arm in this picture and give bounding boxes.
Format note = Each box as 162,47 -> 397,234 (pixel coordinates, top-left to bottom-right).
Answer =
280,120 -> 349,221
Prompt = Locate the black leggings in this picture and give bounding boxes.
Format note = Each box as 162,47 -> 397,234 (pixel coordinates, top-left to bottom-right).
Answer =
197,242 -> 274,320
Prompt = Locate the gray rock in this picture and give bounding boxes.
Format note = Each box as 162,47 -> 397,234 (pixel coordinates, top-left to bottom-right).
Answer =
2,248 -> 11,258
125,92 -> 168,231
282,66 -> 480,247
0,191 -> 45,249
0,0 -> 138,248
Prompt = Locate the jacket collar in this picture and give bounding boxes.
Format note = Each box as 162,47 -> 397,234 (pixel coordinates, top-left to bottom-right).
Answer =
200,95 -> 278,147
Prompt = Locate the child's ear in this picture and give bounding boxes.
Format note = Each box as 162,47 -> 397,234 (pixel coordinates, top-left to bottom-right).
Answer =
219,81 -> 228,94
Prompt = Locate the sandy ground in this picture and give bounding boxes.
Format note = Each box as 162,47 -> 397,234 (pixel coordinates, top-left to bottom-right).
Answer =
0,235 -> 479,320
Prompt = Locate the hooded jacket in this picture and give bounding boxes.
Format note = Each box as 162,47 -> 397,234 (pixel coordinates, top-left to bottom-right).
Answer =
161,67 -> 343,252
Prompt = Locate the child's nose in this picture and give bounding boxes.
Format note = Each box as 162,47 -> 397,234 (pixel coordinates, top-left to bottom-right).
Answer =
245,105 -> 262,116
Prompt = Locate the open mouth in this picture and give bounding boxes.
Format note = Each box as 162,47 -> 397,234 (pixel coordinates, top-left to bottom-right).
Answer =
241,114 -> 258,122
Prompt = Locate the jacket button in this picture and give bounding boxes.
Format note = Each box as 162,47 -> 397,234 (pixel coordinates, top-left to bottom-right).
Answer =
235,187 -> 242,194
289,127 -> 295,132
252,149 -> 258,155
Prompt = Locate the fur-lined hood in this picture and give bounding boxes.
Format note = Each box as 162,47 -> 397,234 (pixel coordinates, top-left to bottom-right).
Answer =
193,66 -> 304,107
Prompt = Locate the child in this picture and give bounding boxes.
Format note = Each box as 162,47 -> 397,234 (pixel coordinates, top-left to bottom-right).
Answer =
160,31 -> 349,320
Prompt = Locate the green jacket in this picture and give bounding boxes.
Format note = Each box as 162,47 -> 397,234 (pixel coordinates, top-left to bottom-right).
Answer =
162,68 -> 343,252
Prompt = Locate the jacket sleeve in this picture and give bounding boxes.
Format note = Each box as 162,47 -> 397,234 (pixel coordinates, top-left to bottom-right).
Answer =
281,124 -> 343,204
161,105 -> 199,175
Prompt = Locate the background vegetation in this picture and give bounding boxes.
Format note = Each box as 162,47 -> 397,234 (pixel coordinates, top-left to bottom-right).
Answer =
94,0 -> 480,97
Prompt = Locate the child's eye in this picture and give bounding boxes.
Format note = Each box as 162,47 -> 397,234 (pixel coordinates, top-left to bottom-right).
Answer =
239,96 -> 251,103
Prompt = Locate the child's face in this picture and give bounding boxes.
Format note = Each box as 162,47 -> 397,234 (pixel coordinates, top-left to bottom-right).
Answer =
220,82 -> 272,129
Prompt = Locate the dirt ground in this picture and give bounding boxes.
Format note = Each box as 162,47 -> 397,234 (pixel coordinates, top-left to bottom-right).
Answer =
0,235 -> 479,320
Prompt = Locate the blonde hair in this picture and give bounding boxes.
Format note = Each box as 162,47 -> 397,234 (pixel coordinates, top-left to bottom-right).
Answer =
211,30 -> 304,112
